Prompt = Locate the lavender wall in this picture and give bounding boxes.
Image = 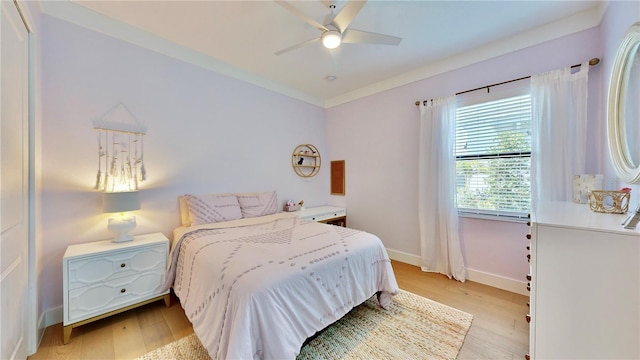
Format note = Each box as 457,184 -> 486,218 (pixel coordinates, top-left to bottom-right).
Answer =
326,26 -> 605,291
33,0 -> 640,324
38,15 -> 328,313
600,1 -> 640,202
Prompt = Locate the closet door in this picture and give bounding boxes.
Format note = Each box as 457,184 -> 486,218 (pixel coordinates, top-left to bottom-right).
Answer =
1,1 -> 29,359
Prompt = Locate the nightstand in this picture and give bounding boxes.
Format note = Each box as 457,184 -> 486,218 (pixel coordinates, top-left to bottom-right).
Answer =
298,206 -> 347,227
62,232 -> 170,344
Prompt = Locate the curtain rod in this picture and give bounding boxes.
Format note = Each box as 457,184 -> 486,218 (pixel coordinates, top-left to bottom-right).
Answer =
414,57 -> 600,106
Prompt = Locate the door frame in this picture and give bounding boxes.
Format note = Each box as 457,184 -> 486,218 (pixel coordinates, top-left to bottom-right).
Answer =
11,0 -> 38,355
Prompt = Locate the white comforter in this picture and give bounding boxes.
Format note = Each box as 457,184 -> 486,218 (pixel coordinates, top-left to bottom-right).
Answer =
164,212 -> 399,359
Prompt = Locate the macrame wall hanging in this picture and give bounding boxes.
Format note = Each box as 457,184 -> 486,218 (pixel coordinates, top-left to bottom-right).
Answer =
92,103 -> 148,192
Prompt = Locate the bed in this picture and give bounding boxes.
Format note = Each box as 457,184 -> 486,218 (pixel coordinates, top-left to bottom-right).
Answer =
163,191 -> 399,359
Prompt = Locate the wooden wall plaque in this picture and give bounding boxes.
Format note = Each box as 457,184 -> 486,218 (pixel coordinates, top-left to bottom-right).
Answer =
330,160 -> 345,195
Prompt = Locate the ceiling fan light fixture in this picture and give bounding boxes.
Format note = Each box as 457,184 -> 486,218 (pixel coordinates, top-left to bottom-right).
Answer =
322,30 -> 342,49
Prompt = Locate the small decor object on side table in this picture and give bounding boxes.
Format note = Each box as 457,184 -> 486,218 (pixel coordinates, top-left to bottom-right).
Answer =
573,174 -> 603,204
283,200 -> 298,212
588,188 -> 631,214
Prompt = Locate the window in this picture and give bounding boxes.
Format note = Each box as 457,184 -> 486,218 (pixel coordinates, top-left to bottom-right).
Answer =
455,86 -> 531,220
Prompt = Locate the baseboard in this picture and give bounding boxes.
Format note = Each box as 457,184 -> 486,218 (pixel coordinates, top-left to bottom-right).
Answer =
386,248 -> 529,296
39,306 -> 62,332
466,268 -> 529,296
34,306 -> 62,351
385,248 -> 421,267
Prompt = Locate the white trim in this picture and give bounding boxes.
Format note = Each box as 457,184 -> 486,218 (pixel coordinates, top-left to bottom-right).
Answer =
466,268 -> 529,296
325,3 -> 607,108
386,248 -> 421,267
386,248 -> 529,296
39,1 -> 607,109
38,306 -> 63,335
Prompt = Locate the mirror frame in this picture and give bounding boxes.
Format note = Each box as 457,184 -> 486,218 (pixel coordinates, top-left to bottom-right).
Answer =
608,21 -> 640,184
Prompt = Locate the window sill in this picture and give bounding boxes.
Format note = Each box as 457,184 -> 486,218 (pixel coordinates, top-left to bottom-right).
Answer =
458,211 -> 529,224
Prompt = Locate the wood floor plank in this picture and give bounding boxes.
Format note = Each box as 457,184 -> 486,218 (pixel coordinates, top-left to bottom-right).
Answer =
111,312 -> 146,360
139,314 -> 174,353
29,260 -> 529,360
28,323 -> 82,360
135,301 -> 167,328
78,319 -> 116,359
458,333 -> 514,360
161,300 -> 194,340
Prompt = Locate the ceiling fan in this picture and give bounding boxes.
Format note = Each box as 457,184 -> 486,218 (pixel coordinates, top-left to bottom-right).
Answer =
274,0 -> 402,56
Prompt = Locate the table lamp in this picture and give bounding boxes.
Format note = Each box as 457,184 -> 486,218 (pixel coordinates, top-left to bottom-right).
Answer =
102,191 -> 140,242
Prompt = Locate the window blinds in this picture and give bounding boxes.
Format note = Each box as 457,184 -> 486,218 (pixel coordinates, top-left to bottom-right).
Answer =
455,94 -> 532,218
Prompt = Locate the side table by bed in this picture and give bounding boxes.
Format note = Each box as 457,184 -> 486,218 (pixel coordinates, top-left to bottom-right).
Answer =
298,206 -> 347,227
62,232 -> 170,344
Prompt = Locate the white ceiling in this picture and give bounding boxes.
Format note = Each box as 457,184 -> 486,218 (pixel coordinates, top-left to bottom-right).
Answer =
57,1 -> 605,107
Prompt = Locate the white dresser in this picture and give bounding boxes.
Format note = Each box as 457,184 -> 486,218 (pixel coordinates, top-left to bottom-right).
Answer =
62,232 -> 170,343
529,201 -> 639,359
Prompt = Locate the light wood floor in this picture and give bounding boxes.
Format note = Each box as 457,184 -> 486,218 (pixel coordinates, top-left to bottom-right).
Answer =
29,260 -> 529,359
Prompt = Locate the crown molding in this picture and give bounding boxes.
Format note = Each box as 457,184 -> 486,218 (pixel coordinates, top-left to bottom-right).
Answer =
325,3 -> 608,108
39,1 -> 607,109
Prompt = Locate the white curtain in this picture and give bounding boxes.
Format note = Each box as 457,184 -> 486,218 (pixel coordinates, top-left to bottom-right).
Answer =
418,96 -> 466,281
531,62 -> 589,206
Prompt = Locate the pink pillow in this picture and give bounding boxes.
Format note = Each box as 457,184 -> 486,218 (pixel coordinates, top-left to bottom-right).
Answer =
236,191 -> 278,218
185,194 -> 242,226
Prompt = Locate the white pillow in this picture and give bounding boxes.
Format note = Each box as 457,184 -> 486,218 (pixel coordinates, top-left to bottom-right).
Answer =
184,194 -> 242,226
236,191 -> 278,218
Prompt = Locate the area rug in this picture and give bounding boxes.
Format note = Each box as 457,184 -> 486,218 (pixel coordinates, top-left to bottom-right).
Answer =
135,290 -> 473,359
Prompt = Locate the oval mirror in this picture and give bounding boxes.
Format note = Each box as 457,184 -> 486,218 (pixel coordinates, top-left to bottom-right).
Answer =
608,21 -> 640,184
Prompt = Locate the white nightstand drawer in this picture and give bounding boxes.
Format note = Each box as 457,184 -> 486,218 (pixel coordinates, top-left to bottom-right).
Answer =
68,271 -> 165,323
303,210 -> 346,222
67,243 -> 166,290
299,206 -> 347,222
63,233 -> 170,343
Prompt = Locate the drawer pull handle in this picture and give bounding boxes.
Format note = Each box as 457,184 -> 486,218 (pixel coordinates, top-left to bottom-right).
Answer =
526,245 -> 530,250
526,274 -> 532,281
525,314 -> 531,323
312,217 -> 316,220
526,234 -> 531,239
120,288 -> 126,293
120,263 -> 126,268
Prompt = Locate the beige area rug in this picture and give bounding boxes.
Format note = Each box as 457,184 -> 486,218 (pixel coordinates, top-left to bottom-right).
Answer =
136,290 -> 473,360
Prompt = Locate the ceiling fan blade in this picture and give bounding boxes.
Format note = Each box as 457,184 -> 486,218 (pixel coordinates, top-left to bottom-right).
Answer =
342,28 -> 402,45
331,0 -> 366,33
274,37 -> 320,56
275,1 -> 328,32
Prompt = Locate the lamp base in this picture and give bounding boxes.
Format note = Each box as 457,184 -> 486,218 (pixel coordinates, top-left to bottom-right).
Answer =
108,216 -> 136,243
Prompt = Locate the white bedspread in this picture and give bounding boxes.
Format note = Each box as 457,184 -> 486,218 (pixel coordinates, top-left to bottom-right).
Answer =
164,212 -> 399,359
